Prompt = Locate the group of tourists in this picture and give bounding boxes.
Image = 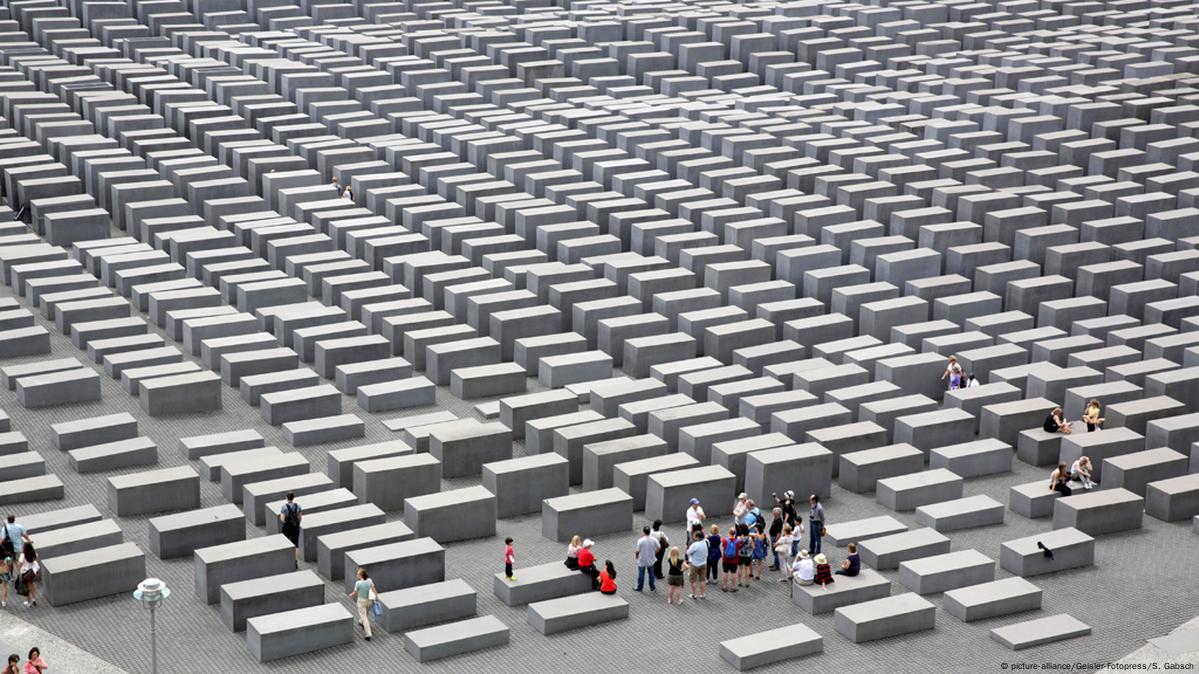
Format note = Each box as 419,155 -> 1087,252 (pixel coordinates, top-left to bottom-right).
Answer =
515,491 -> 832,603
1,515 -> 40,609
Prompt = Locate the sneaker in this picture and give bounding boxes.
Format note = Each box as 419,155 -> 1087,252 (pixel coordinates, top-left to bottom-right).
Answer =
1,600 -> 5,608
22,601 -> 28,608
688,593 -> 695,599
507,576 -> 516,581
778,577 -> 788,582
364,636 -> 370,642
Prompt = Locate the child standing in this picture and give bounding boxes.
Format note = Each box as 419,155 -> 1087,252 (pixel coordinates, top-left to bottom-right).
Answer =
503,537 -> 515,581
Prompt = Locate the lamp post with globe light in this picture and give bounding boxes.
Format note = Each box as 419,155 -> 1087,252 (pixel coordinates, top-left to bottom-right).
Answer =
133,578 -> 169,674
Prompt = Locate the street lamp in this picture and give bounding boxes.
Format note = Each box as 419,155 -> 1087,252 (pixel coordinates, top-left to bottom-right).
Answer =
133,578 -> 170,674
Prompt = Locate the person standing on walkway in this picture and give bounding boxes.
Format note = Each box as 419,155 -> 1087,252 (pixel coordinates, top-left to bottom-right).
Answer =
1,515 -> 28,561
720,527 -> 739,593
634,527 -> 658,592
665,547 -> 684,605
775,524 -> 795,582
650,520 -> 668,580
732,493 -> 748,532
685,498 -> 705,542
279,492 -> 302,564
808,495 -> 825,555
23,648 -> 46,674
685,531 -> 708,600
17,543 -> 38,608
503,537 -> 516,581
3,654 -> 17,674
767,507 -> 784,571
705,524 -> 721,585
348,567 -> 376,641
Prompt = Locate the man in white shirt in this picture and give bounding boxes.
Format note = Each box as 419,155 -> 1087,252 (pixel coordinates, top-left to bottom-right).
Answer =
685,498 -> 705,541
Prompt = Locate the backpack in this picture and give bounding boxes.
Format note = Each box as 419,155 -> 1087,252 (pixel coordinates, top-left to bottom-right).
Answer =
738,536 -> 753,559
722,538 -> 737,561
282,503 -> 300,527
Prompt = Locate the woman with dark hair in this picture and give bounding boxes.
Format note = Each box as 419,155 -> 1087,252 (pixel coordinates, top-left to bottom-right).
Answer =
3,654 -> 18,674
650,520 -> 668,580
1049,463 -> 1072,497
22,648 -> 45,674
18,543 -> 38,608
598,560 -> 617,595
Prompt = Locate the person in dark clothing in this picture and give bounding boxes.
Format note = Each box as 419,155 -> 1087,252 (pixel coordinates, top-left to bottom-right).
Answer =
767,508 -> 784,570
835,543 -> 860,577
705,524 -> 721,584
650,520 -> 669,580
1049,463 -> 1072,497
1043,407 -> 1071,434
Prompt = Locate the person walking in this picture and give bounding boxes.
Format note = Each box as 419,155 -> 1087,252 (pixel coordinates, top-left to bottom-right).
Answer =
279,492 -> 302,564
685,531 -> 708,599
650,520 -> 669,580
0,555 -> 11,608
705,524 -> 721,585
634,527 -> 658,592
1,516 -> 28,561
17,543 -> 38,608
598,561 -> 617,595
808,495 -> 825,555
21,648 -> 45,674
503,537 -> 516,581
665,547 -> 684,605
347,567 -> 376,641
578,539 -> 599,590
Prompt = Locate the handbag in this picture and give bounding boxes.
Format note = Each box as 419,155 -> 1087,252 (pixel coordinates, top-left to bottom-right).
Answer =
820,527 -> 827,536
371,600 -> 382,617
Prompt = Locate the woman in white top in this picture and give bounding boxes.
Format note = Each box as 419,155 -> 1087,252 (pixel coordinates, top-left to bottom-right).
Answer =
774,524 -> 795,582
564,535 -> 582,569
732,493 -> 748,530
791,549 -> 815,585
18,543 -> 38,608
1070,456 -> 1095,489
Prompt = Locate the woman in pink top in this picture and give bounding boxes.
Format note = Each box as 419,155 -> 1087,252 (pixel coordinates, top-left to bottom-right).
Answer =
23,648 -> 46,674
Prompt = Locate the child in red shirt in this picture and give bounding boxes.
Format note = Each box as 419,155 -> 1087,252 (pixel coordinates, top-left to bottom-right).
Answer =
503,537 -> 515,581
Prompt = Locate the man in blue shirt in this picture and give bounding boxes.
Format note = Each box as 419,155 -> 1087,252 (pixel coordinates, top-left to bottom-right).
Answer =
2,515 -> 28,557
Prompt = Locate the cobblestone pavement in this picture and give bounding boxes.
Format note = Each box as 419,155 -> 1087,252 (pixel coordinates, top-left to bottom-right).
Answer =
1,291 -> 1196,674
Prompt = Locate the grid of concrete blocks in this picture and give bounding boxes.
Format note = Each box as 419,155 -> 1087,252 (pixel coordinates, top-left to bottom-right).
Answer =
0,0 -> 1197,669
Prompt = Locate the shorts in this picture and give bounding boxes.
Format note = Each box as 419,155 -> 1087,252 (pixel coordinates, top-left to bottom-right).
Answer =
281,524 -> 300,547
796,578 -> 813,586
667,575 -> 684,587
688,565 -> 705,582
722,560 -> 738,573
